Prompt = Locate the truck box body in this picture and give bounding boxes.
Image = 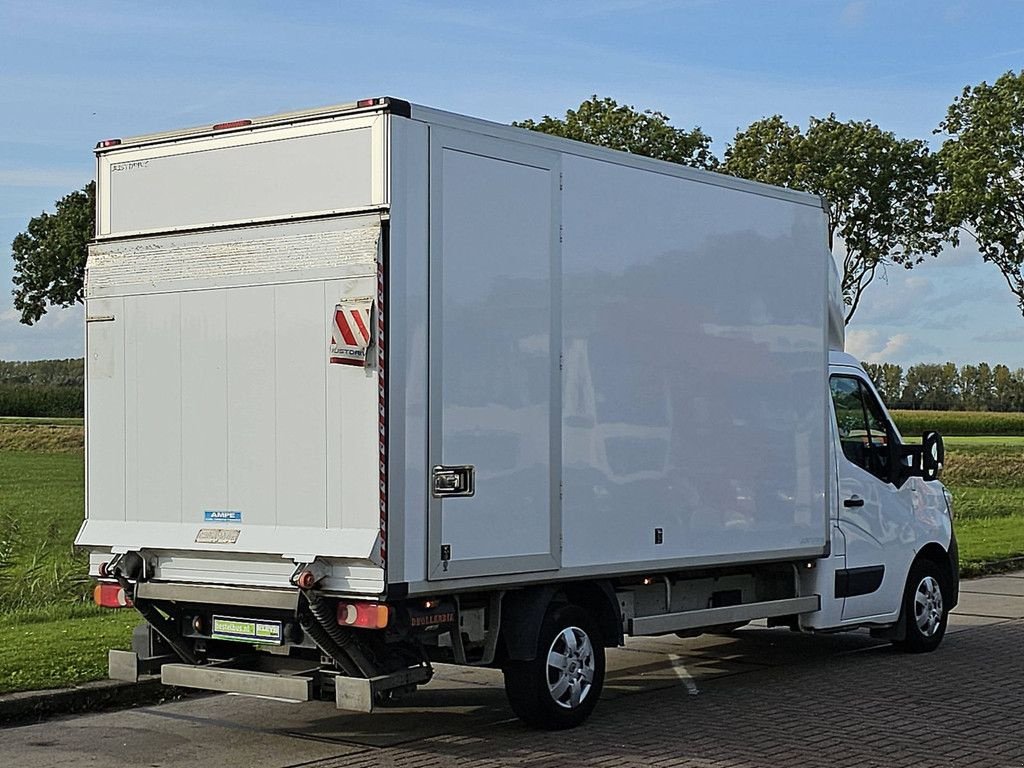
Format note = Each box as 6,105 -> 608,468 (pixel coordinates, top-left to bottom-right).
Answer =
78,99 -> 832,598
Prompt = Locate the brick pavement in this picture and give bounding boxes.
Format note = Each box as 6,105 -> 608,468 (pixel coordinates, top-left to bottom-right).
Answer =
300,618 -> 1024,768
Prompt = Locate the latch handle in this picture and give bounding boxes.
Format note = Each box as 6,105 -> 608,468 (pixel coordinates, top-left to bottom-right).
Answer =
432,465 -> 475,498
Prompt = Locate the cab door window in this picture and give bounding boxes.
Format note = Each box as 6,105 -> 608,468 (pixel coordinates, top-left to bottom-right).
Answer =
830,376 -> 894,483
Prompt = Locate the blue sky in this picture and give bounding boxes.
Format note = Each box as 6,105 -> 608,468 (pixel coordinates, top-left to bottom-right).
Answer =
1,0 -> 1022,367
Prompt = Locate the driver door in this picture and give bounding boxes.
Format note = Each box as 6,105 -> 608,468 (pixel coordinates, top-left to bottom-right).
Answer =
830,373 -> 914,621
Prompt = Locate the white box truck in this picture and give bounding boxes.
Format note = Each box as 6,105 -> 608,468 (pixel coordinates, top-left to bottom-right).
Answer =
79,97 -> 957,729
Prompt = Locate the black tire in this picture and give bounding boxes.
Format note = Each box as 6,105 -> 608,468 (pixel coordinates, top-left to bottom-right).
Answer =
503,603 -> 605,730
892,558 -> 949,653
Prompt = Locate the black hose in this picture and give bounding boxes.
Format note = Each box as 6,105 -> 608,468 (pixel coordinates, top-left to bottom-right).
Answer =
298,614 -> 362,677
115,572 -> 198,665
303,590 -> 378,678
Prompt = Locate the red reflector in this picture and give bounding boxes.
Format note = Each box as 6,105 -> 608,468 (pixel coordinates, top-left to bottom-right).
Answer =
357,98 -> 380,108
96,138 -> 122,148
212,119 -> 252,131
337,601 -> 389,629
93,583 -> 132,608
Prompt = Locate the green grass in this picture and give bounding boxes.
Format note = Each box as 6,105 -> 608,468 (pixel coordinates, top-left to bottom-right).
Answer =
893,409 -> 1024,436
956,514 -> 1024,576
0,451 -> 90,612
0,416 -> 84,427
0,446 -> 136,694
942,436 -> 1024,573
0,607 -> 137,694
943,435 -> 1024,446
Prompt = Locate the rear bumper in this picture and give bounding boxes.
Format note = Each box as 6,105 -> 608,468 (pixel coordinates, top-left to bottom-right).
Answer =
135,581 -> 302,611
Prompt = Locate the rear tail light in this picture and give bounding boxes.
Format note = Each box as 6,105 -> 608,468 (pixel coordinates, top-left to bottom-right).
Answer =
93,583 -> 132,608
337,601 -> 389,629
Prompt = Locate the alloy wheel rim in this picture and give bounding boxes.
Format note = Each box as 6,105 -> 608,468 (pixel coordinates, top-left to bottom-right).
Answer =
546,626 -> 596,709
914,575 -> 944,637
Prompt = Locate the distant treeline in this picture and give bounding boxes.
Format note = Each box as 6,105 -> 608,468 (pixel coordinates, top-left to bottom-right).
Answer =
864,362 -> 1024,412
1,358 -> 1023,418
0,359 -> 83,388
0,359 -> 84,417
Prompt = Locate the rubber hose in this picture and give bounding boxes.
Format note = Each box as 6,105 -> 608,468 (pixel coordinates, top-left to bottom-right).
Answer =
298,614 -> 362,677
304,591 -> 378,677
114,571 -> 198,665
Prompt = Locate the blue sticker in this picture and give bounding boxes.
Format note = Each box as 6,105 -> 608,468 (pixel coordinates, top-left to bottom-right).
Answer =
204,510 -> 242,523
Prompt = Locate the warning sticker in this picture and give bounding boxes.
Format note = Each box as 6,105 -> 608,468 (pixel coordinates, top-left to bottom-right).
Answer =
330,300 -> 373,367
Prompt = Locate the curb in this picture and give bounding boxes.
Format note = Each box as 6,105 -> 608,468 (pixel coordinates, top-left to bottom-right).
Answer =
0,676 -> 188,728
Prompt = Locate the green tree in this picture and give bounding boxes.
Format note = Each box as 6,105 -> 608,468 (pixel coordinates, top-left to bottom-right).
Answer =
863,362 -> 904,405
10,181 -> 94,325
901,362 -> 961,410
936,71 -> 1024,316
723,115 -> 943,323
515,95 -> 718,170
959,362 -> 995,410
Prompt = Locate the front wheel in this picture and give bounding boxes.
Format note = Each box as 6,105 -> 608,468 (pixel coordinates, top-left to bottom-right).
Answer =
892,559 -> 949,653
503,603 -> 606,729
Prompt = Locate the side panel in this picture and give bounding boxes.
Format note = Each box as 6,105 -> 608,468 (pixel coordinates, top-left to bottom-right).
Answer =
427,128 -> 562,580
559,153 -> 829,570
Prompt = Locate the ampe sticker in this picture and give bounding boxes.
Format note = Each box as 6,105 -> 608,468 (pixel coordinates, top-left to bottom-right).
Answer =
204,510 -> 242,523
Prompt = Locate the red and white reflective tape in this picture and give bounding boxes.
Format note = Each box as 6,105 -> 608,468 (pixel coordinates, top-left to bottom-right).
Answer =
377,258 -> 387,567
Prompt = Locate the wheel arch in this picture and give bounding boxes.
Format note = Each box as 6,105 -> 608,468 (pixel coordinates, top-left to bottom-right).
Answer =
499,580 -> 622,662
915,540 -> 959,608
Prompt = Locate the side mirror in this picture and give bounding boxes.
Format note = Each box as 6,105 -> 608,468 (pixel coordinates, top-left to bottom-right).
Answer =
921,431 -> 944,481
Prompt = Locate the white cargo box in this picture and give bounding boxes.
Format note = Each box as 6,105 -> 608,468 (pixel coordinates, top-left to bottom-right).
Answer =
79,98 -> 832,599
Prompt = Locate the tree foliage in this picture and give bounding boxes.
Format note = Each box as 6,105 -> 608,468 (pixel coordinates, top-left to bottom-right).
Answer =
515,95 -> 718,170
936,70 -> 1024,316
10,181 -> 94,325
723,116 -> 944,323
863,360 -> 1024,411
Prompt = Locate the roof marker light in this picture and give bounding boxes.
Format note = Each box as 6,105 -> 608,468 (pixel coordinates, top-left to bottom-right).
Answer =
212,119 -> 252,131
357,98 -> 381,108
96,139 -> 122,148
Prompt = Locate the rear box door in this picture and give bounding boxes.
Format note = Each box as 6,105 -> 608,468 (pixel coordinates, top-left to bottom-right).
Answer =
78,215 -> 383,568
427,127 -> 562,580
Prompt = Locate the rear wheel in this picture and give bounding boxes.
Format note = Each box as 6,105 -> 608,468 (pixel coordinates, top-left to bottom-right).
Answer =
503,604 -> 605,729
892,559 -> 949,653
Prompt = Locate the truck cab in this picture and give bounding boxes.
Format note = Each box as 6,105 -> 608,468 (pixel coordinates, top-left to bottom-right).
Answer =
802,351 -> 957,644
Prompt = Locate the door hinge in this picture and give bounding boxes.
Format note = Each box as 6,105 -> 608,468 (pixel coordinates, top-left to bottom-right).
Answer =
559,224 -> 563,243
559,172 -> 563,191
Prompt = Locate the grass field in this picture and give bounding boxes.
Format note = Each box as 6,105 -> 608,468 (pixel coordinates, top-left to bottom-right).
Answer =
0,417 -> 1021,694
0,436 -> 140,693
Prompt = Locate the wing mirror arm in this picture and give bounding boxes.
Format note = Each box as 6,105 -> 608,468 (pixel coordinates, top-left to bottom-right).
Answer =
893,430 -> 944,483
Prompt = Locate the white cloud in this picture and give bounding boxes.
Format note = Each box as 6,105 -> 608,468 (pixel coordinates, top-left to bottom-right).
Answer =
846,329 -> 917,363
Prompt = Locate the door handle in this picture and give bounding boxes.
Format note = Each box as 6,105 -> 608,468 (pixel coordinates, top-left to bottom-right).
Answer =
843,495 -> 865,508
432,465 -> 476,498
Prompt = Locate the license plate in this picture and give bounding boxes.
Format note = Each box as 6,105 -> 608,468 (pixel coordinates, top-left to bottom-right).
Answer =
211,616 -> 283,645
